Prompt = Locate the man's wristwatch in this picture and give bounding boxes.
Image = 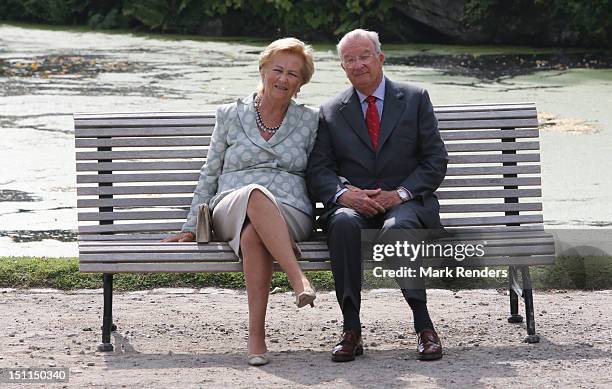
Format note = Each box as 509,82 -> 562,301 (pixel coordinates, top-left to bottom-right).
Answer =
396,187 -> 411,202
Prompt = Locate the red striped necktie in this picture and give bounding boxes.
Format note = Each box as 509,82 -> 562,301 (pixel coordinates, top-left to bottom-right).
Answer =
366,95 -> 380,150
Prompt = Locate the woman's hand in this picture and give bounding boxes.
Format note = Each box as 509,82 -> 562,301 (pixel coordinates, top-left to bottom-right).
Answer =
162,232 -> 195,242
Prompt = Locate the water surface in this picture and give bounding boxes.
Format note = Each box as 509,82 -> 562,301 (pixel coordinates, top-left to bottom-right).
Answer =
1,25 -> 610,256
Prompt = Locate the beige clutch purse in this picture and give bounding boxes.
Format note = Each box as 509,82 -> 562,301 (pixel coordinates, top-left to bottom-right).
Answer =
196,203 -> 213,243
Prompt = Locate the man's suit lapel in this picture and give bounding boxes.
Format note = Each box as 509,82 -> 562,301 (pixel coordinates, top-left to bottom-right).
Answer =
378,78 -> 406,151
338,88 -> 374,152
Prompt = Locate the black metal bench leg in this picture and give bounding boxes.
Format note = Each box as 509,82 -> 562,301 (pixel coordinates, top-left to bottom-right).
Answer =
97,273 -> 115,352
508,266 -> 524,323
520,266 -> 540,343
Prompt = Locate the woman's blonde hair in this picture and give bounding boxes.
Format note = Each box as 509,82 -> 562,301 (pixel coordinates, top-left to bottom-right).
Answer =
258,37 -> 315,95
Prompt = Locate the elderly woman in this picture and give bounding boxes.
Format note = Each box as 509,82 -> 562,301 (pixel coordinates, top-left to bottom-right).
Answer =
163,38 -> 317,366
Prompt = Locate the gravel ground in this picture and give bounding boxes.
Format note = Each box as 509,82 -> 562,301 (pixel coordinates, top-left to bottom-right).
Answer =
1,288 -> 611,388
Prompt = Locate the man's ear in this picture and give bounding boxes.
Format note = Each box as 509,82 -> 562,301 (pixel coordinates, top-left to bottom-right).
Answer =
379,52 -> 385,64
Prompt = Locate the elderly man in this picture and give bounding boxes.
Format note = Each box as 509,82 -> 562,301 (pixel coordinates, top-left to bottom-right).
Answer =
307,29 -> 448,362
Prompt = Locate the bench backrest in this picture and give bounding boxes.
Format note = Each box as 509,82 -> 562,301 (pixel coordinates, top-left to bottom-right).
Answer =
74,103 -> 543,241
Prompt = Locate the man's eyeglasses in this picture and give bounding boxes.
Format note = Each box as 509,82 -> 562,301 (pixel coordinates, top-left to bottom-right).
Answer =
342,52 -> 374,68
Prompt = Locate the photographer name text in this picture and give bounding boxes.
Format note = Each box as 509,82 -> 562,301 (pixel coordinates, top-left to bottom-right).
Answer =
372,266 -> 508,279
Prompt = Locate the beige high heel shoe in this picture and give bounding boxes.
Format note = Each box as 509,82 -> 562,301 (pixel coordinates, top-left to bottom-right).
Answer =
295,286 -> 316,308
247,352 -> 270,366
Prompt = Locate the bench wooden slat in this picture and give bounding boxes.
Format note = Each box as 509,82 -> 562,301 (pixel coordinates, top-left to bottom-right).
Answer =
79,262 -> 336,273
77,231 -> 553,246
77,173 -> 201,184
438,118 -> 538,130
70,103 -> 531,117
78,210 -> 189,221
75,117 -> 538,135
79,233 -> 182,241
449,154 -> 539,164
445,225 -> 545,233
446,165 -> 540,176
435,109 -> 535,120
76,203 -> 543,220
78,238 -> 553,254
73,106 -> 534,122
76,150 -> 207,160
440,203 -> 541,212
79,254 -> 555,273
74,112 -> 215,120
75,118 -> 216,128
441,214 -> 543,227
76,226 -> 549,242
442,230 -> 550,238
80,250 -> 333,262
76,186 -> 543,198
77,214 -> 544,234
433,103 -> 535,111
78,222 -> 184,234
76,187 -> 542,199
441,129 -> 538,140
79,240 -> 328,247
76,164 -> 543,177
76,138 -> 539,152
75,150 -> 541,162
89,235 -> 554,246
77,185 -> 196,196
81,253 -> 239,261
440,177 -> 540,187
77,197 -> 192,208
75,137 -> 211,148
74,128 -> 540,140
70,104 -> 531,116
445,141 -> 539,152
79,244 -> 330,252
75,127 -> 213,138
421,255 -> 554,266
77,161 -> 204,172
80,246 -> 555,265
436,189 -> 541,199
76,163 -> 542,176
78,245 -> 552,263
76,174 -> 541,187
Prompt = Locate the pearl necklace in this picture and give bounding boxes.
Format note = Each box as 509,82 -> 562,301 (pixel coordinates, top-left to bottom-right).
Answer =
254,96 -> 284,135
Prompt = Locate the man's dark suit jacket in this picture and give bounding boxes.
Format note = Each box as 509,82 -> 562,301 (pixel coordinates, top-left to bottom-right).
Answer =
306,77 -> 449,229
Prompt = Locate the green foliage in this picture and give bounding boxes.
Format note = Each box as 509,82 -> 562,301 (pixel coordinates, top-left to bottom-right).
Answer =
1,0 -> 609,47
1,257 -> 612,291
0,0 -> 408,41
0,257 -> 335,290
463,0 -> 612,47
0,0 -> 83,24
121,0 -> 222,33
243,0 -> 398,39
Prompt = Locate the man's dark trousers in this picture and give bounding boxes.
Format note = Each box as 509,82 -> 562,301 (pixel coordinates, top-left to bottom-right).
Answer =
326,200 -> 428,317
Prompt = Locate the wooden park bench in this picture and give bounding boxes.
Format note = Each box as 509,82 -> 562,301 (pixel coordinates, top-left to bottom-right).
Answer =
74,102 -> 555,352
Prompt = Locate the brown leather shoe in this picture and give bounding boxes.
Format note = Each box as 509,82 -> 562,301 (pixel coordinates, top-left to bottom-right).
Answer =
331,330 -> 363,362
417,329 -> 442,360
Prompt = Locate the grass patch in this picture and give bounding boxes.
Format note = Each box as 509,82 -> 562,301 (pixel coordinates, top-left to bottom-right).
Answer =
0,257 -> 335,291
1,256 -> 611,291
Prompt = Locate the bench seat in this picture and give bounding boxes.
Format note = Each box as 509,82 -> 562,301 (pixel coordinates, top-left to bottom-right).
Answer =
74,102 -> 554,351
78,229 -> 554,272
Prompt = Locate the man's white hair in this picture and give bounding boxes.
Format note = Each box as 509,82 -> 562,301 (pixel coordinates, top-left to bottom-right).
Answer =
336,29 -> 382,59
